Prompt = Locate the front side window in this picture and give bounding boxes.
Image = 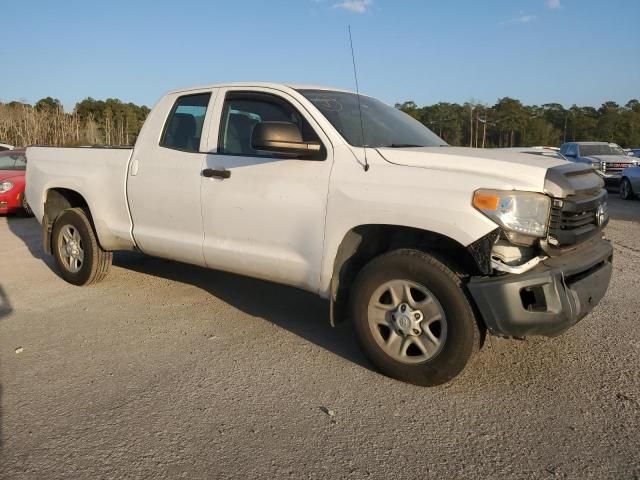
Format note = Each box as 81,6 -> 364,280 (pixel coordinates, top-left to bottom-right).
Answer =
160,93 -> 211,152
219,93 -> 321,157
298,89 -> 447,148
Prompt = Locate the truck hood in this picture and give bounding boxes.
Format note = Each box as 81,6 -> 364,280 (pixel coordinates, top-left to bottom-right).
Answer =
375,146 -> 569,191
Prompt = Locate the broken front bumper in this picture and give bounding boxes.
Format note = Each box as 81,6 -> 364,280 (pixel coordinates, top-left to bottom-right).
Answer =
467,237 -> 613,338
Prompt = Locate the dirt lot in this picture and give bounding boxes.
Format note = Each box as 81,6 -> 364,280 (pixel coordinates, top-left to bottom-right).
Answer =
1,196 -> 639,479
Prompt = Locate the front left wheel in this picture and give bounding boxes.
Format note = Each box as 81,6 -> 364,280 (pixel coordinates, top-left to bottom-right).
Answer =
350,249 -> 481,387
620,177 -> 635,200
20,194 -> 34,217
52,208 -> 112,285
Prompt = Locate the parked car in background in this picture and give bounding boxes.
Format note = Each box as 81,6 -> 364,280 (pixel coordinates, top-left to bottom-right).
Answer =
0,149 -> 33,216
0,143 -> 14,151
559,142 -> 638,187
620,164 -> 640,200
629,148 -> 640,158
496,146 -> 567,160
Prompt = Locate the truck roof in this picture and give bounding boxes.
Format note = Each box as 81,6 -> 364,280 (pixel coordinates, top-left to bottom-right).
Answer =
565,141 -> 618,146
166,82 -> 355,96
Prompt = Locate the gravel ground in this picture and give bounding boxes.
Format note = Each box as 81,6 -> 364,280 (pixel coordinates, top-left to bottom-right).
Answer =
0,196 -> 639,479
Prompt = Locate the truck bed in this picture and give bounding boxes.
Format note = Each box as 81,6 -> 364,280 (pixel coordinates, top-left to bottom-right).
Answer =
26,146 -> 136,251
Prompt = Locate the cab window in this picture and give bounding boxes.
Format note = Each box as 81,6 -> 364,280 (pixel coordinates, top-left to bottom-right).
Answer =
160,93 -> 211,152
565,144 -> 577,157
218,92 -> 323,158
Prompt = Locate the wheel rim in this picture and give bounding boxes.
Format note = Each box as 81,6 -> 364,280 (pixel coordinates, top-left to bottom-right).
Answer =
58,225 -> 85,273
621,180 -> 628,198
367,279 -> 448,364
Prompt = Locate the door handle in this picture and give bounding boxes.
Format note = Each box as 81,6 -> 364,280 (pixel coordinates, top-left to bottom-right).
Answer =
202,168 -> 231,179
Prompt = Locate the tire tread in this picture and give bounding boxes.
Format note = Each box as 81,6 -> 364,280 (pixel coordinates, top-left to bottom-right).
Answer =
52,207 -> 112,285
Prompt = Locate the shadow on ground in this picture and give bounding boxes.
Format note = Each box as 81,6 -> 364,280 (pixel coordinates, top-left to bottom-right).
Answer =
2,214 -> 371,371
113,251 -> 371,371
5,215 -> 54,267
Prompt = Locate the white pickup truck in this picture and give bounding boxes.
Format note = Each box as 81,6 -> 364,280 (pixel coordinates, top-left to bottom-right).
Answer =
26,83 -> 613,386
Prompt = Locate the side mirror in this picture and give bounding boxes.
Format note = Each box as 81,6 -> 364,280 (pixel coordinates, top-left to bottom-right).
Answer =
252,121 -> 322,157
564,152 -> 576,158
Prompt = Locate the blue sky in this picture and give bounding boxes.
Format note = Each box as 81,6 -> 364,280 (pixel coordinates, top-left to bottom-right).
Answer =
1,0 -> 638,110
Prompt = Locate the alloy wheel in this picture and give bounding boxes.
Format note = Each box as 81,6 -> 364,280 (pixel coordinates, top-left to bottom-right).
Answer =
367,279 -> 447,364
58,225 -> 85,273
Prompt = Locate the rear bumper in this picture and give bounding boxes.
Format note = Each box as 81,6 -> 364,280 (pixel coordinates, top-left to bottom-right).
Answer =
468,237 -> 613,338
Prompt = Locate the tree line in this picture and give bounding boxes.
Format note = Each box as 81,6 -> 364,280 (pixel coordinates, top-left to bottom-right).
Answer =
0,97 -> 149,147
395,98 -> 640,148
2,94 -> 639,149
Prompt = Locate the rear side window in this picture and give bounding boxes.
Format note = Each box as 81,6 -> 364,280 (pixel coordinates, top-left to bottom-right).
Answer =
160,93 -> 211,152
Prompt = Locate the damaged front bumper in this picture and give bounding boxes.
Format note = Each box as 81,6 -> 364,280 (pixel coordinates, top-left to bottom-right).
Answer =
467,236 -> 613,338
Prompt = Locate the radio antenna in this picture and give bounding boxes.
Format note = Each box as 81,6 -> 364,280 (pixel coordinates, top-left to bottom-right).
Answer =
348,25 -> 369,172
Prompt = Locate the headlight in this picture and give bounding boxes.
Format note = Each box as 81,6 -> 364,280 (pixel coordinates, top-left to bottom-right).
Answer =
0,180 -> 14,193
473,189 -> 551,239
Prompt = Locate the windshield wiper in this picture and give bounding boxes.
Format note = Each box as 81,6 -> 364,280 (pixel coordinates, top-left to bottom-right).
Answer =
384,144 -> 425,148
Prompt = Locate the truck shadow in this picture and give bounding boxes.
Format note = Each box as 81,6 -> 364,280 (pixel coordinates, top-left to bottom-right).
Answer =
113,252 -> 372,371
0,285 -> 12,449
5,215 -> 55,267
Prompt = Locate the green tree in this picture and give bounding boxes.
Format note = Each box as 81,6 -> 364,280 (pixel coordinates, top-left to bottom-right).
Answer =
35,97 -> 63,113
493,97 -> 528,147
395,101 -> 422,120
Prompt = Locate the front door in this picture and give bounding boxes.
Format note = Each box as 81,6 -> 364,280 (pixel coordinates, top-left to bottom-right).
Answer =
200,88 -> 333,292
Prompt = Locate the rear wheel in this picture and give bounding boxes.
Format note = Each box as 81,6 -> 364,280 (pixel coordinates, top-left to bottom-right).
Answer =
620,178 -> 635,200
351,249 -> 480,386
52,208 -> 112,285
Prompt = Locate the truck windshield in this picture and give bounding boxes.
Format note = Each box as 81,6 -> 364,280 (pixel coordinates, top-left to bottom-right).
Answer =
580,144 -> 625,157
298,89 -> 447,148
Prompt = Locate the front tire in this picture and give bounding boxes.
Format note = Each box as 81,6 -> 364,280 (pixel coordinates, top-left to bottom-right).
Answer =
20,193 -> 34,217
620,177 -> 635,200
52,208 -> 112,285
351,249 -> 480,386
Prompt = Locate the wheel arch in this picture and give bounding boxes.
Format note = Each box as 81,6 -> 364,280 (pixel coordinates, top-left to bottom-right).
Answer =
42,188 -> 92,254
328,223 -> 498,326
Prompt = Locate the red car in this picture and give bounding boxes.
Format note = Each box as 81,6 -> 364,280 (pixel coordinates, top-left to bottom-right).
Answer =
0,148 -> 33,216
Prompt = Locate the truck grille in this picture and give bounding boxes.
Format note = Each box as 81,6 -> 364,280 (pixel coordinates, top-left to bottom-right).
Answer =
548,189 -> 607,247
601,162 -> 632,175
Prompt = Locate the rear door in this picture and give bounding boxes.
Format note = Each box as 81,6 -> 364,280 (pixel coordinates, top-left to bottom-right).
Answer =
199,87 -> 334,292
127,90 -> 217,266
